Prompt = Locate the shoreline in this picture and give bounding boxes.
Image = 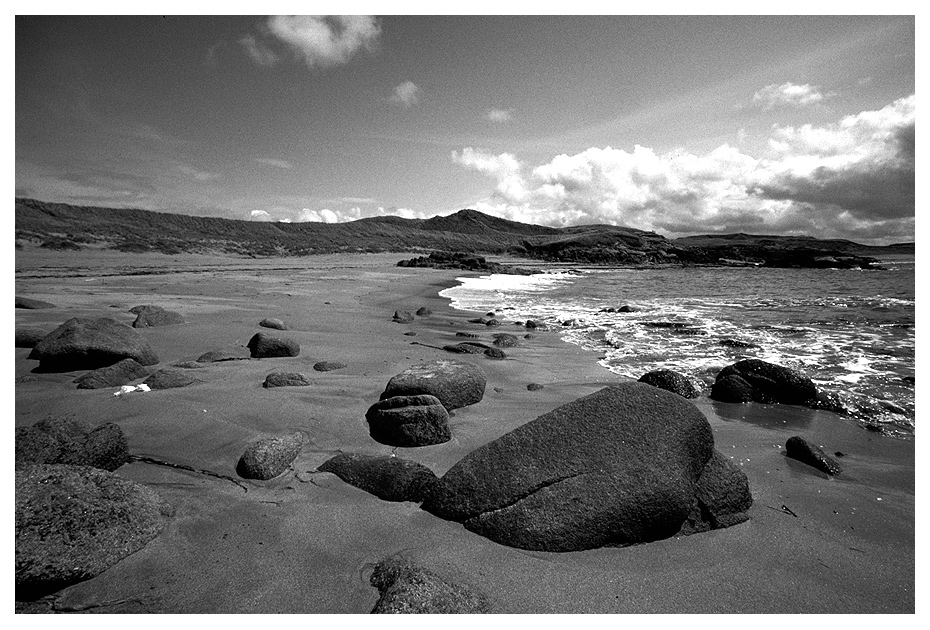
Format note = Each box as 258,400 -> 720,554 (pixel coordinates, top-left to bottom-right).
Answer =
14,250 -> 915,613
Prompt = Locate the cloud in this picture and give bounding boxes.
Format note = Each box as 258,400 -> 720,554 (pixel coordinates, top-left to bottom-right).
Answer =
390,81 -> 421,107
255,157 -> 293,169
250,209 -> 273,221
485,108 -> 512,122
751,82 -> 831,109
239,34 -> 281,67
263,15 -> 380,69
451,95 -> 915,243
177,164 -> 221,181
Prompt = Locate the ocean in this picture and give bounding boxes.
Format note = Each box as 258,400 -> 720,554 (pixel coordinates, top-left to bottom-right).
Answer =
440,258 -> 915,438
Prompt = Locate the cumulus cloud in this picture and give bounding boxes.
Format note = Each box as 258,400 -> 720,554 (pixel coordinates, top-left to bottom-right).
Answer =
250,209 -> 273,221
485,108 -> 512,122
390,81 -> 421,107
451,95 -> 915,243
751,82 -> 831,109
263,15 -> 380,69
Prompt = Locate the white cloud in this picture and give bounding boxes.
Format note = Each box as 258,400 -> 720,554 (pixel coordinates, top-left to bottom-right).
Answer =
390,81 -> 421,107
485,108 -> 512,122
239,34 -> 281,66
255,157 -> 293,169
751,82 -> 831,109
250,209 -> 273,221
178,164 -> 220,181
451,95 -> 915,242
264,16 -> 380,69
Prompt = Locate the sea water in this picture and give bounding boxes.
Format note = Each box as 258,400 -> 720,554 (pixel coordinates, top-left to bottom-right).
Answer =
440,258 -> 915,437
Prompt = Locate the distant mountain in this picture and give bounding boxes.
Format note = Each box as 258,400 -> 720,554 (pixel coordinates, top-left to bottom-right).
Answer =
15,198 -> 911,269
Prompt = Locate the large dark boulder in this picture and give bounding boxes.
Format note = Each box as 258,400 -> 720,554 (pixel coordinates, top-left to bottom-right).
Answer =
131,305 -> 184,328
28,318 -> 159,372
236,433 -> 304,480
247,332 -> 300,358
369,557 -> 489,614
15,417 -> 130,472
422,383 -> 727,551
367,395 -> 452,447
143,367 -> 196,390
381,360 -> 486,411
74,358 -> 149,389
638,369 -> 699,399
712,359 -> 817,405
15,464 -> 173,600
16,296 -> 56,309
711,374 -> 755,402
15,327 -> 49,348
785,436 -> 842,475
318,453 -> 439,502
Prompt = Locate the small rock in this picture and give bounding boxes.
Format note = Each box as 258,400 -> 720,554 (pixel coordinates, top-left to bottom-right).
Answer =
785,436 -> 842,475
259,317 -> 289,331
74,358 -> 149,389
393,311 -> 415,323
415,307 -> 433,316
527,383 -> 544,391
524,334 -> 536,340
443,342 -> 490,354
131,305 -> 184,328
144,368 -> 196,390
404,332 -> 417,336
366,395 -> 452,447
492,333 -> 518,347
263,372 -> 311,388
313,361 -> 347,372
15,296 -> 56,309
369,557 -> 489,614
196,347 -> 251,363
15,327 -> 49,349
483,348 -> 507,359
236,433 -> 305,480
638,369 -> 699,399
318,453 -> 439,502
484,319 -> 501,327
455,332 -> 479,338
524,320 -> 538,329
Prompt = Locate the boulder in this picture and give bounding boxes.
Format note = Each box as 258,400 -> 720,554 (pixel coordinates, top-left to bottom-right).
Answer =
313,361 -> 347,372
16,464 -> 173,600
74,358 -> 149,389
318,453 -> 439,502
15,327 -> 49,348
236,433 -> 304,480
421,383 -> 725,551
196,347 -> 251,363
712,359 -> 817,405
263,372 -> 311,388
393,310 -> 415,323
491,333 -> 519,348
638,369 -> 699,399
144,367 -> 196,390
369,557 -> 489,614
483,348 -> 507,359
131,305 -> 184,328
259,317 -> 288,331
415,307 -> 433,316
680,450 -> 753,533
710,374 -> 755,403
785,436 -> 842,475
381,360 -> 486,411
15,296 -> 56,309
247,332 -> 300,358
524,320 -> 538,329
366,395 -> 452,447
15,417 -> 129,472
28,317 -> 159,372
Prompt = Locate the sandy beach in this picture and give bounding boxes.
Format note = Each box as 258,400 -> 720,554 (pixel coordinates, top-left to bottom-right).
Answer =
13,249 -> 915,614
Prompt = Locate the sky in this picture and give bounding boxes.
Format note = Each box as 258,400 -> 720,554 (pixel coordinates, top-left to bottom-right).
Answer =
14,7 -> 917,245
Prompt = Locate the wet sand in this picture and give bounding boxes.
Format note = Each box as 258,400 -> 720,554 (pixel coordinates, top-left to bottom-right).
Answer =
13,249 -> 915,614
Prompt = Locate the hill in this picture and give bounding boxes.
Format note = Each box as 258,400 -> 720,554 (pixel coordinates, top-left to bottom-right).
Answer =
14,198 -> 912,268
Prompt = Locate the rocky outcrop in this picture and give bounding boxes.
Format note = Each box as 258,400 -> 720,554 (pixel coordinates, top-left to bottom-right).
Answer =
16,296 -> 56,309
785,436 -> 842,475
16,464 -> 173,600
318,453 -> 439,502
381,360 -> 486,411
15,327 -> 50,348
28,317 -> 159,372
74,358 -> 149,389
422,383 -> 751,551
259,317 -> 288,330
247,332 -> 300,358
397,251 -> 532,276
236,433 -> 304,480
15,417 -> 130,472
130,305 -> 184,328
263,372 -> 311,387
711,359 -> 817,405
369,557 -> 490,614
638,369 -> 699,399
366,395 -> 452,447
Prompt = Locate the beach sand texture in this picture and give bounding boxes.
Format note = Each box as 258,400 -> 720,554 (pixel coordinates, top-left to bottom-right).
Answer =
14,250 -> 914,614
